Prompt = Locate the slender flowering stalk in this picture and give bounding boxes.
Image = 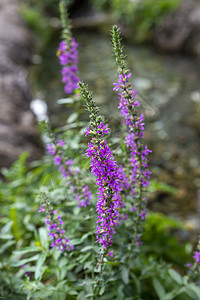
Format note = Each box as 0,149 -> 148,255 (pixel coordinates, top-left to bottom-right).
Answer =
79,82 -> 123,252
58,0 -> 80,94
47,137 -> 92,208
41,120 -> 92,208
38,194 -> 74,252
187,236 -> 200,280
111,25 -> 151,251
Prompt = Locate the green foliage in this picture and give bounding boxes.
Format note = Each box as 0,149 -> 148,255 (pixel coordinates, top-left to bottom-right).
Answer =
22,0 -> 59,18
21,3 -> 55,47
143,213 -> 192,266
92,0 -> 183,43
0,151 -> 195,298
149,180 -> 176,194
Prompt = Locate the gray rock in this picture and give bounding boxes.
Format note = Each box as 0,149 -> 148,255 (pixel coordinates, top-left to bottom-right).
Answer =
153,0 -> 200,57
0,0 -> 42,169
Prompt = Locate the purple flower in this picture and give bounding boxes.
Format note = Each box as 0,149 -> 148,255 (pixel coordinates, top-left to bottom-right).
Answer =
84,125 -> 91,136
54,156 -> 62,166
39,201 -> 73,252
130,205 -> 136,212
97,123 -> 110,136
47,143 -> 56,155
77,185 -> 92,207
108,251 -> 114,257
113,71 -> 151,249
46,139 -> 92,208
86,137 -> 123,249
194,251 -> 200,264
139,209 -> 148,220
136,235 -> 143,246
58,38 -> 80,95
38,204 -> 45,212
113,73 -> 132,91
57,139 -> 65,146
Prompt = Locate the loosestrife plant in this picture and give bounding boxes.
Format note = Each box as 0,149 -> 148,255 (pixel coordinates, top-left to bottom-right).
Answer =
40,0 -> 151,279
79,82 -> 123,254
16,2 -> 200,299
57,0 -> 80,94
46,134 -> 92,208
39,194 -> 74,252
112,26 -> 152,253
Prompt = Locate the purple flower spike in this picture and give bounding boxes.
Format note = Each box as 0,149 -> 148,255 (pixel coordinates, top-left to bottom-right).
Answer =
58,38 -> 80,95
39,200 -> 73,253
46,138 -> 92,208
194,251 -> 200,264
86,137 -> 123,249
113,70 -> 151,249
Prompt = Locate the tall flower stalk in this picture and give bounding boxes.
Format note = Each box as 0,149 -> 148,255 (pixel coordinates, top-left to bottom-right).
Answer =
43,122 -> 92,208
47,138 -> 92,208
111,25 -> 151,252
79,82 -> 123,253
38,194 -> 74,252
187,236 -> 200,280
58,0 -> 79,94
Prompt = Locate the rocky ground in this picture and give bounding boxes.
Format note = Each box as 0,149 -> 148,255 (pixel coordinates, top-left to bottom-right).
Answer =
154,0 -> 200,57
0,0 -> 42,169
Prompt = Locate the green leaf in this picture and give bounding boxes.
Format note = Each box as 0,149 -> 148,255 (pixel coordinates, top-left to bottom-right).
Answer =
81,245 -> 94,252
0,240 -> 15,254
67,112 -> 78,123
1,221 -> 13,233
185,284 -> 200,300
79,252 -> 91,264
0,234 -> 13,239
30,289 -> 53,298
68,290 -> 78,296
57,98 -> 75,104
12,254 -> 40,267
168,269 -> 182,284
153,278 -> 166,299
13,246 -> 40,255
121,267 -> 129,284
77,291 -> 87,300
162,287 -> 186,300
130,272 -> 141,294
99,286 -> 105,296
39,227 -> 49,249
35,253 -> 47,280
69,238 -> 82,246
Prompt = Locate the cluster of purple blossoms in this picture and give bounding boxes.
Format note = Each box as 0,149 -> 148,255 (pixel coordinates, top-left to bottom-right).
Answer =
85,124 -> 123,249
58,38 -> 79,94
194,251 -> 200,264
113,72 -> 151,239
47,139 -> 92,208
186,249 -> 200,278
38,204 -> 73,252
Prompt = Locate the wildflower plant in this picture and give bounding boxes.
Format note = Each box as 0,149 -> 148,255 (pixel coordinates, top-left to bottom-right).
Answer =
45,129 -> 92,209
79,82 -> 123,255
38,194 -> 74,252
1,1 -> 200,299
57,0 -> 80,95
111,25 -> 152,254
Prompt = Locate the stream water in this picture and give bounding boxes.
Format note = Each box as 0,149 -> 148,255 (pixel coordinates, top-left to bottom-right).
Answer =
31,28 -> 200,224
